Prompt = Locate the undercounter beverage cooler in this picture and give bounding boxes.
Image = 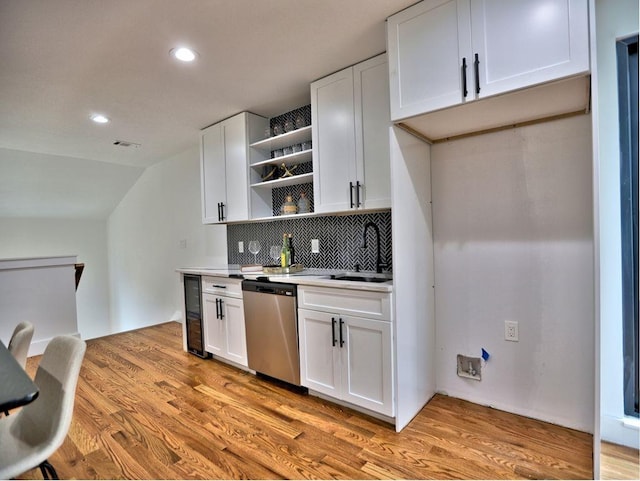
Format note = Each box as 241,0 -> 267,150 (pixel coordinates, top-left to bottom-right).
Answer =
183,274 -> 207,358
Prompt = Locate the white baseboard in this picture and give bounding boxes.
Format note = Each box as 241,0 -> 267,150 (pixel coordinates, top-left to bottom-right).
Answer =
601,414 -> 640,449
28,331 -> 81,357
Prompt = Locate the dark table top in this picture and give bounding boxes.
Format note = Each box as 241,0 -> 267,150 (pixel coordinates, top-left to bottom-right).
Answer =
0,340 -> 39,412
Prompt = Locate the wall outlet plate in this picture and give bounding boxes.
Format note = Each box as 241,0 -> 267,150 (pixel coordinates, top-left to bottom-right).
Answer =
238,241 -> 244,253
457,354 -> 481,381
505,320 -> 519,341
311,239 -> 320,253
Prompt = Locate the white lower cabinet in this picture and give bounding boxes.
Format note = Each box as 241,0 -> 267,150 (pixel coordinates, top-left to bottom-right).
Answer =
203,292 -> 248,367
298,286 -> 394,417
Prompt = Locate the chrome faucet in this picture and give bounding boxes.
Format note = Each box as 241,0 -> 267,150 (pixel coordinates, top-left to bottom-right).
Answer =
362,221 -> 384,273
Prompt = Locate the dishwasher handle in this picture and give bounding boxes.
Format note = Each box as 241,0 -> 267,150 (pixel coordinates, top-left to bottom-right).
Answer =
256,286 -> 276,294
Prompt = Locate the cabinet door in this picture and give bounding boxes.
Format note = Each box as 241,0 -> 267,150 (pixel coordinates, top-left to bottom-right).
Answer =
203,293 -> 225,356
387,0 -> 472,120
354,54 -> 391,210
221,296 -> 248,367
298,308 -> 341,397
311,67 -> 357,213
471,0 -> 589,99
200,123 -> 226,223
223,113 -> 250,222
341,316 -> 394,417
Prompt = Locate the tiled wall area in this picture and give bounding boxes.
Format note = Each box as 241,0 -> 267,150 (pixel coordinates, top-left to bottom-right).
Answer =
227,211 -> 392,272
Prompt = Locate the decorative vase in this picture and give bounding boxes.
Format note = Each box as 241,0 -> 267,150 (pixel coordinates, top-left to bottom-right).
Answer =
297,192 -> 310,214
281,194 -> 298,215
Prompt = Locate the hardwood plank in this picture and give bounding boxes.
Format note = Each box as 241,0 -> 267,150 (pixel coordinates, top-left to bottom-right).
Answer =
15,321 -> 593,479
601,441 -> 640,480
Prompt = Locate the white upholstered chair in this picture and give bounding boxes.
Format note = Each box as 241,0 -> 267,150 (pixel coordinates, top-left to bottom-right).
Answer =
0,335 -> 86,480
8,321 -> 34,369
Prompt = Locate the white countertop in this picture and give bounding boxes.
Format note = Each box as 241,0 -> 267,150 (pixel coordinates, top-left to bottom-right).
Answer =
176,266 -> 393,292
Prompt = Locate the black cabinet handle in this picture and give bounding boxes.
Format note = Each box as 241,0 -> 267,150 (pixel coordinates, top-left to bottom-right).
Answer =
217,202 -> 221,222
339,318 -> 344,347
212,284 -> 227,289
331,317 -> 337,347
462,57 -> 468,98
356,181 -> 361,207
474,53 -> 480,95
219,202 -> 225,221
215,298 -> 220,319
349,182 -> 354,208
218,298 -> 224,319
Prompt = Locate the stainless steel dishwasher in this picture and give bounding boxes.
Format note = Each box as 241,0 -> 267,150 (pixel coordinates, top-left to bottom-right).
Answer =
242,279 -> 301,386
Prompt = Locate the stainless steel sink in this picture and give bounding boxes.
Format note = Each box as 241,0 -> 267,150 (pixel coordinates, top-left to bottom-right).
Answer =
329,274 -> 392,283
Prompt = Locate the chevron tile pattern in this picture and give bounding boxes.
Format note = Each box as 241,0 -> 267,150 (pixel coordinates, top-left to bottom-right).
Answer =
227,211 -> 392,271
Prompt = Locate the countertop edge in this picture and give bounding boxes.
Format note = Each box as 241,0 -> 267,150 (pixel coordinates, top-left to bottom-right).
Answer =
176,267 -> 393,293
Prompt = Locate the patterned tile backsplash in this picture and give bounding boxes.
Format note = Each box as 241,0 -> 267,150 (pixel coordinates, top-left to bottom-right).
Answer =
227,211 -> 392,272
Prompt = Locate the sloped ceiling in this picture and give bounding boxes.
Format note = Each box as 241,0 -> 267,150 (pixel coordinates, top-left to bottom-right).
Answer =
0,0 -> 414,218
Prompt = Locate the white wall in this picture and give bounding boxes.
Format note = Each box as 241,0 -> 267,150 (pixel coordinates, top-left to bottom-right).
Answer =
432,115 -> 594,432
0,217 -> 111,340
107,145 -> 227,333
593,0 -> 639,448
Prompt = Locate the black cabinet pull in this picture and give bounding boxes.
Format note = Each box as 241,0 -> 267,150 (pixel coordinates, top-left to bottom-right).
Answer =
212,284 -> 227,289
331,317 -> 337,346
474,53 -> 480,95
215,298 -> 220,319
349,182 -> 354,208
217,202 -> 221,222
356,181 -> 361,207
462,57 -> 468,98
219,202 -> 225,221
218,298 -> 224,319
339,318 -> 344,347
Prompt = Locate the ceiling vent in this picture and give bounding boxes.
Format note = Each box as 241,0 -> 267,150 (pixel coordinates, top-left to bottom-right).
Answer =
113,140 -> 141,148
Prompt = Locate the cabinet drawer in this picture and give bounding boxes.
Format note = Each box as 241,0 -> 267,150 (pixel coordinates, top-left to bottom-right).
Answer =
202,276 -> 242,297
298,285 -> 392,321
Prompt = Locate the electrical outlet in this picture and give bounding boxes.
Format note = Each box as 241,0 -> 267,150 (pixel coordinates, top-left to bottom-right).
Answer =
505,320 -> 519,341
238,241 -> 244,253
311,239 -> 320,253
179,239 -> 187,249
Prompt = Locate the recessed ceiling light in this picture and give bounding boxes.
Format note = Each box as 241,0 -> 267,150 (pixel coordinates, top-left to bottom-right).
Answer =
171,47 -> 198,62
90,113 -> 110,124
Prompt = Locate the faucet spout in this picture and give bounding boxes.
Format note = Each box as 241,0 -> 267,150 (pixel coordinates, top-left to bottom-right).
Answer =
362,221 -> 383,274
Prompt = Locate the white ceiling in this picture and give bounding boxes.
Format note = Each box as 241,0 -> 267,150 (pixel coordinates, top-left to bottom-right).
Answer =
0,0 -> 415,169
0,0 -> 416,219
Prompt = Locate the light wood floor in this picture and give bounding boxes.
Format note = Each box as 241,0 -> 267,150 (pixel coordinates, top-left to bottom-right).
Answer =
17,321 -> 593,479
601,441 -> 640,480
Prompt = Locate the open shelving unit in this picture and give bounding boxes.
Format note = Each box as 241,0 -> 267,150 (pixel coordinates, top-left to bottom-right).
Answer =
250,172 -> 313,189
249,125 -> 311,152
248,105 -> 314,219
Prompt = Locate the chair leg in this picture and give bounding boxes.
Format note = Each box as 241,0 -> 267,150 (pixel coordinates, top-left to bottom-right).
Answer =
39,460 -> 59,480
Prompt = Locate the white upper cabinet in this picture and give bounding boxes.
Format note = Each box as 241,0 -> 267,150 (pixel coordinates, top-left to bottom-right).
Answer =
200,112 -> 267,223
311,67 -> 357,213
470,0 -> 590,98
201,122 -> 226,224
388,0 -> 472,119
312,53 -> 391,214
387,0 -> 589,121
354,54 -> 392,211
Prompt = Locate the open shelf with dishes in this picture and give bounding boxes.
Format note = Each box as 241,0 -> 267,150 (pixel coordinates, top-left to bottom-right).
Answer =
249,104 -> 315,219
249,125 -> 312,152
